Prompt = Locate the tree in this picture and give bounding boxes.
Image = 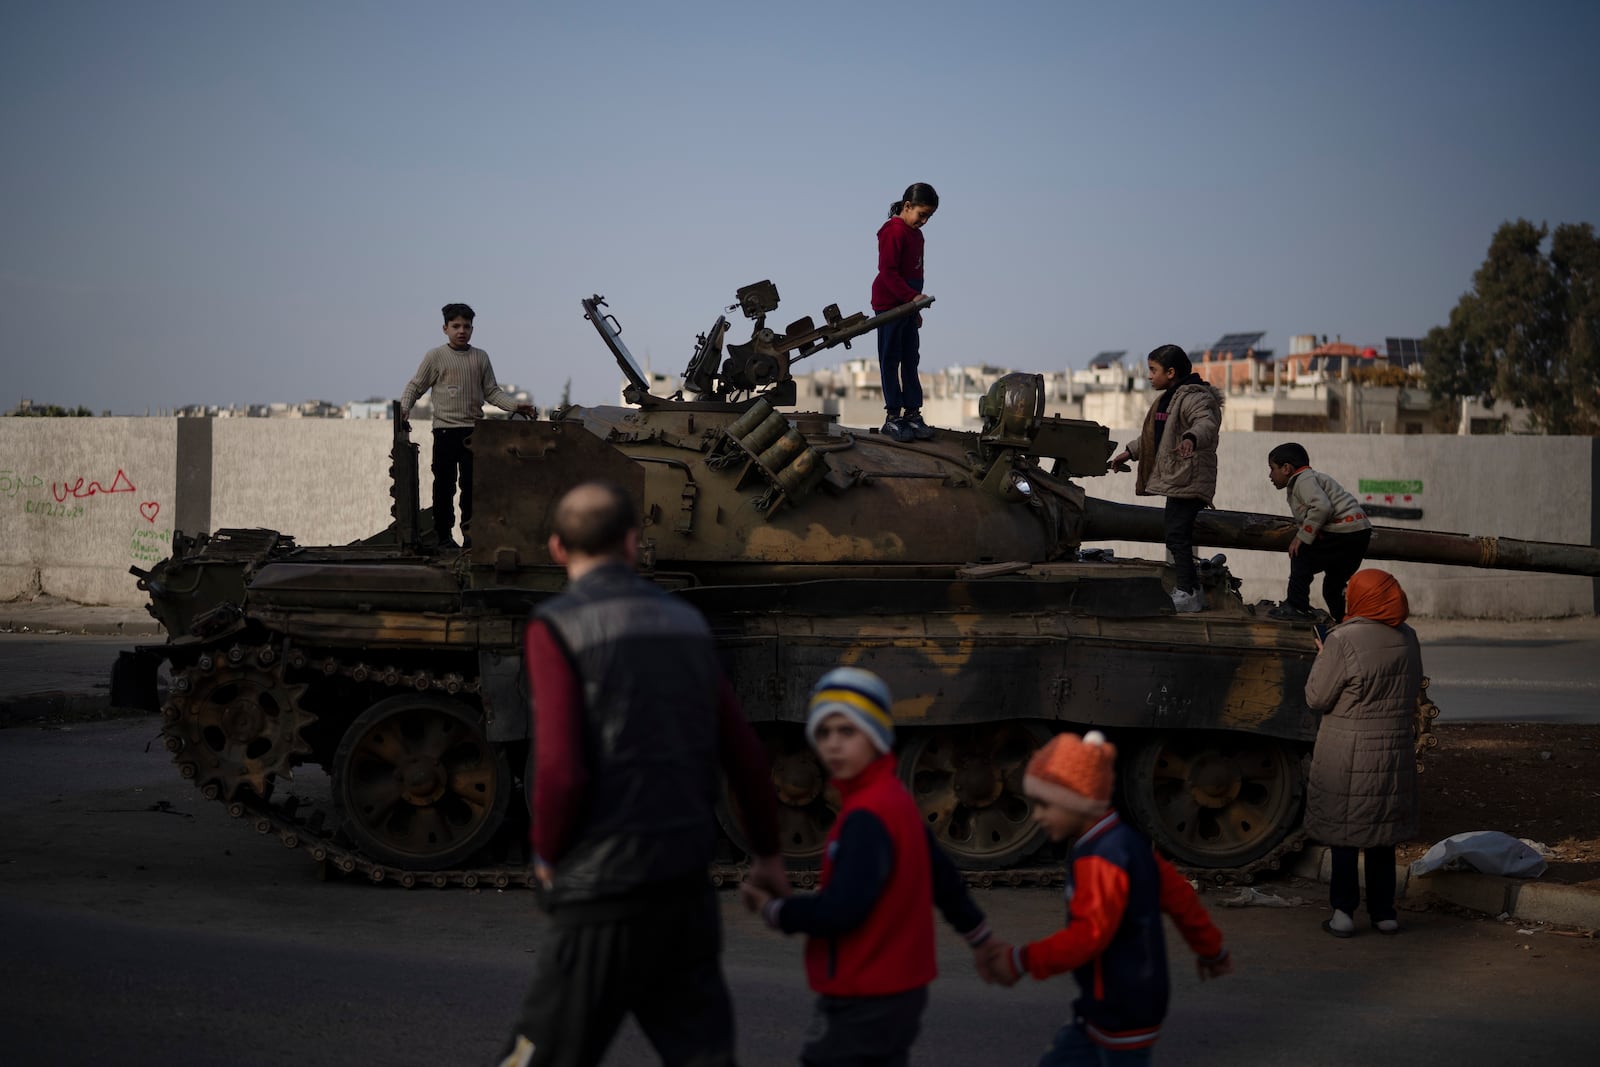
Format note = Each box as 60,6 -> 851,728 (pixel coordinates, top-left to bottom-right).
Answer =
1425,219 -> 1600,434
6,403 -> 94,417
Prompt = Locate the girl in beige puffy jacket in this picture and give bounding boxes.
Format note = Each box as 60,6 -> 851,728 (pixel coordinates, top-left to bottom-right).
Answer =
1108,345 -> 1223,612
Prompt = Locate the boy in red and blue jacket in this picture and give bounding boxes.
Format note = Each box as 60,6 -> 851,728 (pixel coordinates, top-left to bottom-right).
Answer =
740,667 -> 992,1066
985,731 -> 1232,1065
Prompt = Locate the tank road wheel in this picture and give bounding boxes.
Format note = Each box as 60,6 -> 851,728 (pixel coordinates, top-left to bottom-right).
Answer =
718,723 -> 839,867
898,723 -> 1050,869
333,694 -> 510,870
161,655 -> 314,801
1122,734 -> 1304,869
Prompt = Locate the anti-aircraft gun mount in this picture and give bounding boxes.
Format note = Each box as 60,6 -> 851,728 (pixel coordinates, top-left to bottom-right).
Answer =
590,280 -> 933,408
115,282 -> 1600,892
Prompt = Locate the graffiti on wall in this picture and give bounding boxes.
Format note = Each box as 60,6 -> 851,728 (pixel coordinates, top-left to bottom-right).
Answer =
131,527 -> 171,564
5,467 -> 162,524
25,500 -> 86,519
0,471 -> 46,499
52,469 -> 137,501
5,466 -> 167,560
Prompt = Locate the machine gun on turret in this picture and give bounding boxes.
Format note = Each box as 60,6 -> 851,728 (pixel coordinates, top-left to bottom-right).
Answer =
584,281 -> 932,408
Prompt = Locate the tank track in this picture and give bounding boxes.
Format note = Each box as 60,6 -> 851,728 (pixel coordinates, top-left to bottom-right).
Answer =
189,783 -> 1313,893
163,642 -> 1339,891
212,785 -> 1308,891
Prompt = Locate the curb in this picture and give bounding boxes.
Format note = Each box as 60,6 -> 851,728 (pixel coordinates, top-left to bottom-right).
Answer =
1286,845 -> 1600,930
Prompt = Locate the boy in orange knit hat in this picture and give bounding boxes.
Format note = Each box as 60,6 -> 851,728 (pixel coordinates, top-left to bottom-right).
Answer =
982,731 -> 1232,1064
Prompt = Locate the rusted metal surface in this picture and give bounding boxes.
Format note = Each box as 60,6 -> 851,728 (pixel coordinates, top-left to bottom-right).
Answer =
124,281 -> 1587,885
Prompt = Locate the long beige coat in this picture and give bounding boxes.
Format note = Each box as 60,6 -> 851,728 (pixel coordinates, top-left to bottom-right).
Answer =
1124,381 -> 1223,505
1303,618 -> 1423,848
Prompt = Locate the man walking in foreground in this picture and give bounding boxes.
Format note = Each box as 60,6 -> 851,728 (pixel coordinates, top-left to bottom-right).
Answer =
498,481 -> 786,1067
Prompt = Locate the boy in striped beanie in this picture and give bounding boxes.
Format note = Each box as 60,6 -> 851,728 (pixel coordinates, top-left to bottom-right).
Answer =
740,666 -> 993,1065
983,730 -> 1233,1062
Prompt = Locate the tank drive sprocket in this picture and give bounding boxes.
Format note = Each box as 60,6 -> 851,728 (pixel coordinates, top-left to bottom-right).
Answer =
161,645 -> 315,801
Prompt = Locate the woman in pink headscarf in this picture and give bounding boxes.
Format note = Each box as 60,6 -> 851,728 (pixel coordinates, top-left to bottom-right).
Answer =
1303,569 -> 1423,937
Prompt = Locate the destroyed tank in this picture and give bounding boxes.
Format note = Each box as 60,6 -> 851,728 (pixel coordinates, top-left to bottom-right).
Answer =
115,281 -> 1600,887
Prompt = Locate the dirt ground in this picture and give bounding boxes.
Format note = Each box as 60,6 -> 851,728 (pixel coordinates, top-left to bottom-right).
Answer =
1399,722 -> 1600,891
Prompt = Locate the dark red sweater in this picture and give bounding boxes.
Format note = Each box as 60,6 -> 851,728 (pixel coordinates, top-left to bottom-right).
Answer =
872,217 -> 925,311
524,619 -> 779,862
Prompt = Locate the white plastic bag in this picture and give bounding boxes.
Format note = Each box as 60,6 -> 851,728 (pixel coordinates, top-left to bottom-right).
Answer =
1409,830 -> 1548,878
1217,887 -> 1301,908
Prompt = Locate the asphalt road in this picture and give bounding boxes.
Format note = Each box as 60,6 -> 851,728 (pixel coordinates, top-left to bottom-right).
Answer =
1409,620 -> 1600,723
2,718 -> 1599,1066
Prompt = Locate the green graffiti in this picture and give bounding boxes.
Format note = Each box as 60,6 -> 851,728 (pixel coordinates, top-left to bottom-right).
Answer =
131,527 -> 171,563
24,499 -> 85,519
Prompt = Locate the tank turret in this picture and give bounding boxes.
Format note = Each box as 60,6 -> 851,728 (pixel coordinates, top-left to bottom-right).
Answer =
118,282 -> 1597,888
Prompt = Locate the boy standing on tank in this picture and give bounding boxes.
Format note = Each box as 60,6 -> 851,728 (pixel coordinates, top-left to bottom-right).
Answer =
739,667 -> 994,1066
1265,442 -> 1372,621
1108,345 -> 1223,613
399,302 -> 534,550
981,731 -> 1232,1065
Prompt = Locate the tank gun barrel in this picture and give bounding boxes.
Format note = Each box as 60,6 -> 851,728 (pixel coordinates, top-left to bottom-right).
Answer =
1081,497 -> 1600,577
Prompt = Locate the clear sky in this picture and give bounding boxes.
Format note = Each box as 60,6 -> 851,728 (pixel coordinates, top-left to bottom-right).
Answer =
3,0 -> 1596,414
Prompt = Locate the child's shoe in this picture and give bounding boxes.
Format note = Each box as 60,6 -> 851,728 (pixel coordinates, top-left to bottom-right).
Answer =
902,412 -> 937,440
1171,588 -> 1205,613
1321,909 -> 1356,938
881,417 -> 915,443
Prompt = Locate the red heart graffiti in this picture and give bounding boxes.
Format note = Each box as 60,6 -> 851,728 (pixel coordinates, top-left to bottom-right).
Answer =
139,501 -> 160,523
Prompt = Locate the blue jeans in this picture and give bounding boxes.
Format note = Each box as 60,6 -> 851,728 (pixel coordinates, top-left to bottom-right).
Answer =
1038,1022 -> 1153,1067
877,314 -> 922,416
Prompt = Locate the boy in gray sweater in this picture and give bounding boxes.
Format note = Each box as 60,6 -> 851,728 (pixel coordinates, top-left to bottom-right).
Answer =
400,303 -> 533,549
1266,442 -> 1371,621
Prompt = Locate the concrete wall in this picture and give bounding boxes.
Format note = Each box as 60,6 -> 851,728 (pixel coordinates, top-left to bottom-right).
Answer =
1083,430 -> 1598,618
0,418 -> 1593,617
0,419 -> 438,606
0,418 -> 177,605
210,419 -> 434,547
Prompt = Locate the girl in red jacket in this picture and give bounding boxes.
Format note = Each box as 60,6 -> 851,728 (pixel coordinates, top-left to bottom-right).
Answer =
740,666 -> 991,1066
873,182 -> 939,443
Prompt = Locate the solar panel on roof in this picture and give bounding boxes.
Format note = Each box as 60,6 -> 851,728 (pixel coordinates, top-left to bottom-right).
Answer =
1385,337 -> 1426,367
1208,332 -> 1267,358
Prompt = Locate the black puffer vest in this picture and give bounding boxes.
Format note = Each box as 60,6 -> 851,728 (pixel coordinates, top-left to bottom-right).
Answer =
535,562 -> 722,906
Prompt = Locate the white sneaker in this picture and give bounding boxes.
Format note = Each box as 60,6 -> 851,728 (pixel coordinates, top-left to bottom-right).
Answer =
1170,588 -> 1205,613
1373,918 -> 1400,935
1323,909 -> 1356,938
